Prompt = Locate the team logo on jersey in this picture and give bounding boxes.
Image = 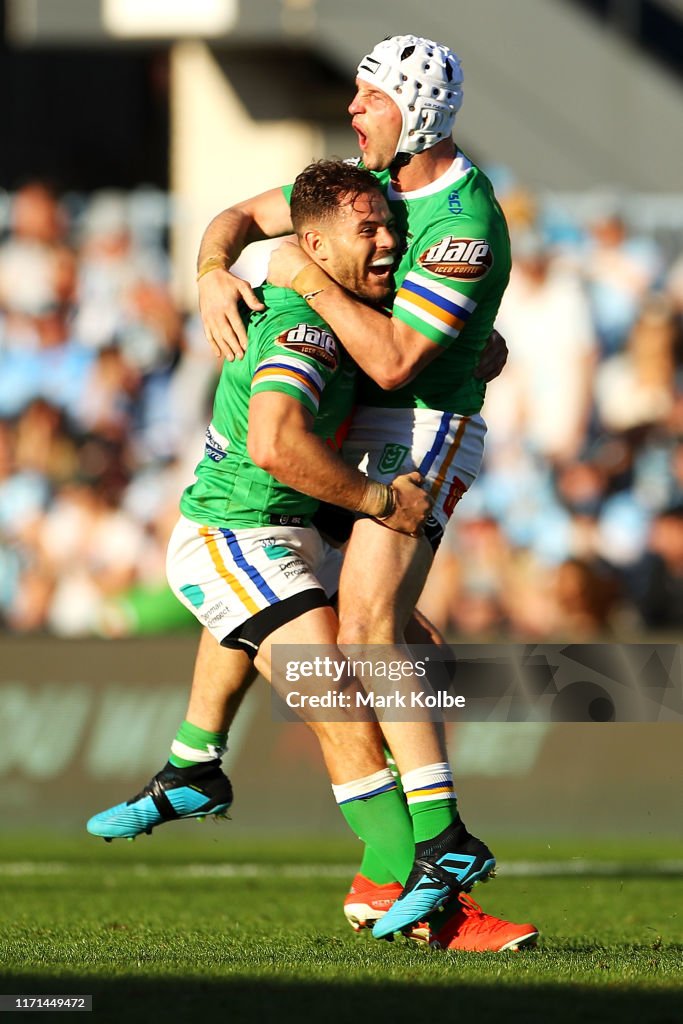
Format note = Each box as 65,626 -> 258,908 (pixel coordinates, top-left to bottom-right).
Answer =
424,515 -> 444,550
276,323 -> 339,370
419,237 -> 493,280
377,443 -> 410,475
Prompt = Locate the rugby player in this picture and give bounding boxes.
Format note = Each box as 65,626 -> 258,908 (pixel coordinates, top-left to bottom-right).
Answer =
88,158 -> 538,953
196,35 -> 525,942
88,160 -> 432,869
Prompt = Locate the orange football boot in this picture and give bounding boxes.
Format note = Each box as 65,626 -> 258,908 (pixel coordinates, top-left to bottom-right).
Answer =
343,874 -> 430,942
427,893 -> 539,952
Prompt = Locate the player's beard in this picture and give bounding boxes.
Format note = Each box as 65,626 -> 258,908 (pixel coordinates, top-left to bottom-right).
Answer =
332,257 -> 393,304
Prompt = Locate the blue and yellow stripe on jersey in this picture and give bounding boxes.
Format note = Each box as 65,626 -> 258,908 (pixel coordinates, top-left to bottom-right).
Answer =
251,355 -> 325,414
197,525 -> 281,616
393,271 -> 477,344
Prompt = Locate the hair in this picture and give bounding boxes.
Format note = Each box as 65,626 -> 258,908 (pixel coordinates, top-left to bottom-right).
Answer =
290,160 -> 383,234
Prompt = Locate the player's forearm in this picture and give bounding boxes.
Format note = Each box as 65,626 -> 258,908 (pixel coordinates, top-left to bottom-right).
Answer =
306,285 -> 415,390
197,208 -> 259,270
254,428 -> 367,511
198,190 -> 294,270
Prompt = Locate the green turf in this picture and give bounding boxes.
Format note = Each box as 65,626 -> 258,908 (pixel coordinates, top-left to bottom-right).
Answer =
1,835 -> 681,1024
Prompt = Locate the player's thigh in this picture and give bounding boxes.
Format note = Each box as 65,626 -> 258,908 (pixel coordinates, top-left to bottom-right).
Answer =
256,603 -> 339,659
337,518 -> 433,638
344,406 -> 487,545
404,606 -> 448,648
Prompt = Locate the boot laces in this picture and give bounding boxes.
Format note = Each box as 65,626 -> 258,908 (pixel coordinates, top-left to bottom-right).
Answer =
456,892 -> 506,935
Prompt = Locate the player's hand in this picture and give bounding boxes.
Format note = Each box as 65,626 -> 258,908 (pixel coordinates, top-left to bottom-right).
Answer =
267,239 -> 312,290
474,327 -> 508,382
198,269 -> 264,361
383,472 -> 433,536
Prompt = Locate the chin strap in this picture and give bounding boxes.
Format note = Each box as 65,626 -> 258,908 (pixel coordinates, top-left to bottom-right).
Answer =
390,152 -> 413,172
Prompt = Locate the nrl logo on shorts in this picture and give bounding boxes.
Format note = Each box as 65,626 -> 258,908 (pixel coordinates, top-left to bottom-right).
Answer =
419,237 -> 493,280
276,324 -> 338,370
377,443 -> 410,474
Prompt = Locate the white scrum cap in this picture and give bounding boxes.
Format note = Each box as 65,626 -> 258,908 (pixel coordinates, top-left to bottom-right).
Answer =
356,34 -> 464,158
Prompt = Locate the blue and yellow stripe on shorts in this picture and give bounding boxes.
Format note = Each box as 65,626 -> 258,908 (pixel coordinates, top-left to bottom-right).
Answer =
199,525 -> 279,614
418,413 -> 470,504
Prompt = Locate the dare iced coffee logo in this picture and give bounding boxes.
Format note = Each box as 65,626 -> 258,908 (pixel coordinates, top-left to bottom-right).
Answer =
419,237 -> 493,280
276,323 -> 338,370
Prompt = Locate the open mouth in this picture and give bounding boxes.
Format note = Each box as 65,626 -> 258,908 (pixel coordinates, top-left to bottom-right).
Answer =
353,123 -> 368,149
367,256 -> 394,282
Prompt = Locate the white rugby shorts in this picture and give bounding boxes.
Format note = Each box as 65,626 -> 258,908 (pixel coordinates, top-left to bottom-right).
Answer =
166,516 -> 343,652
343,406 -> 487,531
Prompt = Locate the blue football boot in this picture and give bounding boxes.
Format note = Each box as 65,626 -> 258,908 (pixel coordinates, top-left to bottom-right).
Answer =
87,759 -> 233,840
372,819 -> 496,939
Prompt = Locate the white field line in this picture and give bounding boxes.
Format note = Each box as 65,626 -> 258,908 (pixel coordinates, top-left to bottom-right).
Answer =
0,860 -> 682,879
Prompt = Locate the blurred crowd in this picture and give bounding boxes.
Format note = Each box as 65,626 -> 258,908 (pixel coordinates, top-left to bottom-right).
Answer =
0,179 -> 681,639
422,181 -> 683,638
0,182 -> 213,637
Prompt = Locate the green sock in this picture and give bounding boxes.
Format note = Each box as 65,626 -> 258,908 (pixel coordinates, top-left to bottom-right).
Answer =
357,845 -> 397,885
408,798 -> 459,843
356,747 -> 406,883
339,788 -> 414,886
168,720 -> 228,768
402,764 -> 458,844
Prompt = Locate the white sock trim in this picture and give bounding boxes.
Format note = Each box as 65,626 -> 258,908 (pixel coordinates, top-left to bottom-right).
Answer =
331,767 -> 397,805
170,739 -> 225,763
401,762 -> 454,795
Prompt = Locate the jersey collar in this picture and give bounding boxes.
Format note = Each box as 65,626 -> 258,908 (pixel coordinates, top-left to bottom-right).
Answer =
386,151 -> 473,201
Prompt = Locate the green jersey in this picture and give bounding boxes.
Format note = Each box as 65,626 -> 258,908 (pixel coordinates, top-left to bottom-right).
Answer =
180,284 -> 355,530
363,152 -> 511,413
283,151 -> 510,415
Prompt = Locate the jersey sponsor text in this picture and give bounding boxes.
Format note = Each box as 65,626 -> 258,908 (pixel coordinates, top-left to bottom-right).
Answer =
276,323 -> 339,370
419,237 -> 493,280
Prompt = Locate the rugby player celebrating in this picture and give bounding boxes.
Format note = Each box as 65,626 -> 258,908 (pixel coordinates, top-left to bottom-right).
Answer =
91,36 -> 538,952
197,36 -> 528,944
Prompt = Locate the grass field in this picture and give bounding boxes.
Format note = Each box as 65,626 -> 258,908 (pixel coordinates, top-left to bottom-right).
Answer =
1,832 -> 681,1023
